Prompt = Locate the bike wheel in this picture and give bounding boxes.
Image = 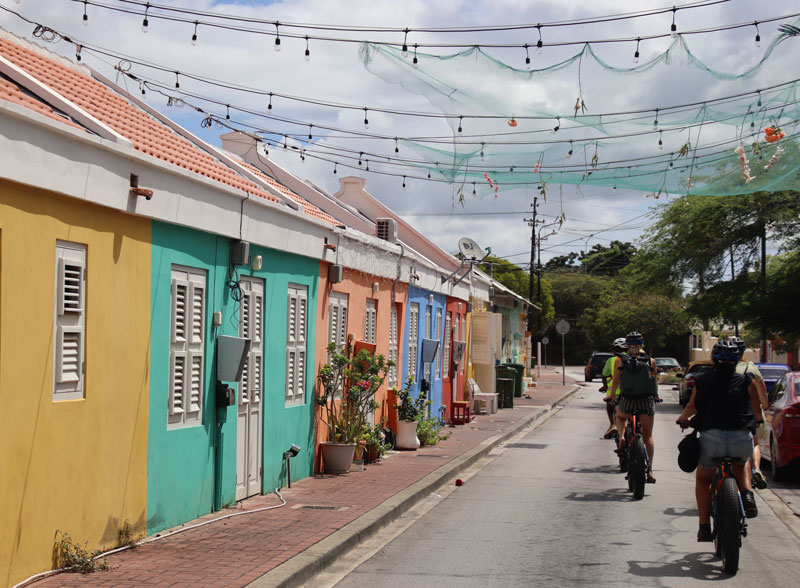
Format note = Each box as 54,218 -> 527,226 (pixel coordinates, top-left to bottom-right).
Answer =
719,477 -> 741,575
631,437 -> 647,499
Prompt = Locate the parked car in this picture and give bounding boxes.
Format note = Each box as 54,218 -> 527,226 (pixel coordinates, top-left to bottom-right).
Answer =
655,357 -> 682,382
678,360 -> 714,407
758,371 -> 800,481
585,352 -> 613,382
753,362 -> 792,394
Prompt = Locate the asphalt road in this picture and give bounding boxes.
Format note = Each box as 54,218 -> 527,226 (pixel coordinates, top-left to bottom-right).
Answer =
325,368 -> 800,587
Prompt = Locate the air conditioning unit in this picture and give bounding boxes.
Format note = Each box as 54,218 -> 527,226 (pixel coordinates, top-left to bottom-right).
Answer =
376,218 -> 398,243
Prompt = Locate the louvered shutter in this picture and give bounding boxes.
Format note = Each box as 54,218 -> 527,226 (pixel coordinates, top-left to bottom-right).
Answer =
443,313 -> 452,379
408,303 -> 419,381
286,285 -> 308,404
388,304 -> 398,387
364,299 -> 377,344
169,352 -> 186,415
434,308 -> 442,379
171,279 -> 188,344
54,243 -> 86,400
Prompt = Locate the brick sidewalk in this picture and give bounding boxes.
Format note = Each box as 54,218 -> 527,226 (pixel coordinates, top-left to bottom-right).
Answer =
31,368 -> 577,588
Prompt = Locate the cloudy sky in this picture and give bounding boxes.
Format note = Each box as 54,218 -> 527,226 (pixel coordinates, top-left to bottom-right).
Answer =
2,0 -> 798,265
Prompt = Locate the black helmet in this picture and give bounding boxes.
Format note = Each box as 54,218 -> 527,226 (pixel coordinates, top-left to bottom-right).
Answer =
728,336 -> 746,355
626,331 -> 644,346
712,340 -> 740,366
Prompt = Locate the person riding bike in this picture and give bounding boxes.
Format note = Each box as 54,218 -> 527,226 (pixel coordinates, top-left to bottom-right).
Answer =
728,336 -> 769,489
612,331 -> 659,483
601,338 -> 628,439
676,340 -> 762,542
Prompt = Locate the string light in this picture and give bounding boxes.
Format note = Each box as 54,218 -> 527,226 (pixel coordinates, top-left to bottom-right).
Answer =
267,92 -> 273,111
566,140 -> 573,158
358,151 -> 363,166
401,28 -> 409,57
82,0 -> 88,26
553,117 -> 560,132
365,159 -> 370,171
412,44 -> 418,67
613,185 -> 617,192
304,35 -> 310,61
75,44 -> 82,61
402,176 -> 407,190
536,24 -> 543,54
274,22 -> 281,52
283,135 -> 288,149
394,138 -> 399,153
363,108 -> 369,128
174,71 -> 180,89
653,108 -> 659,128
141,2 -> 150,33
524,43 -> 530,68
757,90 -> 762,107
308,124 -> 313,140
480,142 -> 485,159
633,37 -> 640,63
333,162 -> 337,174
658,130 -> 663,149
225,105 -> 230,120
472,182 -> 477,195
670,7 -> 678,38
300,149 -> 305,163
191,21 -> 198,45
754,21 -> 761,47
457,115 -> 463,133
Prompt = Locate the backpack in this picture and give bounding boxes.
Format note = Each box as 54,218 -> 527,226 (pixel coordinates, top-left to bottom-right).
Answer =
619,354 -> 657,397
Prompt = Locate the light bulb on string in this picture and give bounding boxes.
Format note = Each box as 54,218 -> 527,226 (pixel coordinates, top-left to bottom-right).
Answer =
333,163 -> 337,175
412,44 -> 418,67
82,1 -> 88,26
191,21 -> 198,45
274,22 -> 281,52
457,116 -> 463,133
394,138 -> 399,153
633,37 -> 640,63
658,131 -> 663,149
566,140 -> 573,158
472,182 -> 477,195
225,105 -> 230,120
653,108 -> 659,128
365,159 -> 370,172
480,142 -> 485,159
613,186 -> 617,192
754,22 -> 761,48
308,125 -> 313,141
670,8 -> 678,38
142,3 -> 150,33
553,117 -> 560,133
363,108 -> 369,129
536,24 -> 543,54
304,36 -> 310,61
267,93 -> 273,112
358,152 -> 363,166
757,90 -> 762,107
427,170 -> 431,179
283,135 -> 288,149
75,44 -> 82,61
402,176 -> 407,191
174,72 -> 180,89
401,28 -> 409,57
300,150 -> 305,163
524,44 -> 530,68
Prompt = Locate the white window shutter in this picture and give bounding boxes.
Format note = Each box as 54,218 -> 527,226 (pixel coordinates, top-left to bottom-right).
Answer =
56,326 -> 83,384
169,351 -> 186,415
171,278 -> 188,344
54,243 -> 86,400
287,284 -> 308,404
189,354 -> 203,413
251,353 -> 262,403
189,281 -> 205,345
253,292 -> 263,344
57,256 -> 84,315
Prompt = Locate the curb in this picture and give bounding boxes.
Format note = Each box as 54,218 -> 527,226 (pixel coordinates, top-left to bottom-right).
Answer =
249,383 -> 581,588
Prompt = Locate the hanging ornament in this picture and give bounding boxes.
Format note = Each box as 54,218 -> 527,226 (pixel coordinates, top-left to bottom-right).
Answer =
507,118 -> 518,127
735,145 -> 756,183
764,125 -> 785,143
764,145 -> 784,170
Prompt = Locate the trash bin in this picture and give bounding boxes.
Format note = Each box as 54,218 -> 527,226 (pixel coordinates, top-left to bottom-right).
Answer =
496,378 -> 514,409
495,365 -> 516,408
506,362 -> 525,397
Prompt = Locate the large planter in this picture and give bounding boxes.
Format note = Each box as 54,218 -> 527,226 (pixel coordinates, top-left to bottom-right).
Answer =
319,442 -> 356,474
395,420 -> 420,450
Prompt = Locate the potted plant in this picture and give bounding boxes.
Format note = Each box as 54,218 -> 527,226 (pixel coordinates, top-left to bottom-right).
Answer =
394,377 -> 429,450
317,342 -> 393,473
361,421 -> 388,463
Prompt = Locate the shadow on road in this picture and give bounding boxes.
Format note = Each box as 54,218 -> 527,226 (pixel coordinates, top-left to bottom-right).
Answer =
627,552 -> 727,581
564,464 -> 620,475
564,488 -> 638,502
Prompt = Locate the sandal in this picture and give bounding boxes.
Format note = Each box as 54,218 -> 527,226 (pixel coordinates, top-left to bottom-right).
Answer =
646,472 -> 656,484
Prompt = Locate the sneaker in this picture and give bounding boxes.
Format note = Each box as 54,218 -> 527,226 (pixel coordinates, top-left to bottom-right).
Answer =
603,424 -> 617,439
741,490 -> 758,518
753,468 -> 768,490
697,523 -> 713,542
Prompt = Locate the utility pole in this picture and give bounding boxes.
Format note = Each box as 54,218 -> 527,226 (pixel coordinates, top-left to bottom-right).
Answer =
760,219 -> 767,362
525,196 -> 538,333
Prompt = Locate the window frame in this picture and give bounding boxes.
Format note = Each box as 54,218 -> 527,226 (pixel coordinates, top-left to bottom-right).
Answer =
53,241 -> 87,401
286,283 -> 308,406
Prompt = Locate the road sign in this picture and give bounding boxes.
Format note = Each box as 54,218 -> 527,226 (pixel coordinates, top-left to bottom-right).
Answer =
541,336 -> 549,345
555,320 -> 570,335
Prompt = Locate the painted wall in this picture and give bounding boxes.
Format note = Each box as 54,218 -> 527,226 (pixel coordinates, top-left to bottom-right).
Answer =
314,263 -> 407,470
443,297 -> 468,422
148,223 -> 320,533
0,180 -> 150,587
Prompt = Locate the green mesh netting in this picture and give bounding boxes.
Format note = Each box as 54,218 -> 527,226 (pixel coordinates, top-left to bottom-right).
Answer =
359,23 -> 800,197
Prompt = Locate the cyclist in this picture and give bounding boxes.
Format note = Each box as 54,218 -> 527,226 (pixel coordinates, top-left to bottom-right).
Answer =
612,331 -> 659,483
729,336 -> 769,489
676,340 -> 762,542
600,338 -> 628,439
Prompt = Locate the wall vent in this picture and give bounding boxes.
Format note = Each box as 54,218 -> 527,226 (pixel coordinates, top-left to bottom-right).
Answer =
376,218 -> 398,243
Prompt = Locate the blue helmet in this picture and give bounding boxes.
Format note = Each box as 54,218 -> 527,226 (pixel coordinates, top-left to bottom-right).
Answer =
625,331 -> 644,346
712,340 -> 740,366
728,336 -> 746,355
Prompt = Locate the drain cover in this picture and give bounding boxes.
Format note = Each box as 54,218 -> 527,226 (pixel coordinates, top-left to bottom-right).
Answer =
505,443 -> 548,449
294,505 -> 345,511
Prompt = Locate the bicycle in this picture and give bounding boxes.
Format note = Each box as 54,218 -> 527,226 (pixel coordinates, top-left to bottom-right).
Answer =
614,409 -> 648,499
710,456 -> 748,575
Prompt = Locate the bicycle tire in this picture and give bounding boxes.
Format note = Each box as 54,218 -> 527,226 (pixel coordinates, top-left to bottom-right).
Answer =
719,477 -> 741,575
631,436 -> 647,499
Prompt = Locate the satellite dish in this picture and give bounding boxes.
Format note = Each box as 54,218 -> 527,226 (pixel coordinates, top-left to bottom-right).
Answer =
458,237 -> 487,261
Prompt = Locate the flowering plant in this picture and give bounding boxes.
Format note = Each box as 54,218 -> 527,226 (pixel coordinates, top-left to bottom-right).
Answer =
395,376 -> 430,421
764,126 -> 785,143
317,342 -> 393,444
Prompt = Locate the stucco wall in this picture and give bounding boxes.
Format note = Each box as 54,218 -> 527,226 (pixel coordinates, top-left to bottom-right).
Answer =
0,180 -> 150,587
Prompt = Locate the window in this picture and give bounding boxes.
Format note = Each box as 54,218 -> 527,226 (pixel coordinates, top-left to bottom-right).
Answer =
434,308 -> 442,379
456,314 -> 464,375
239,277 -> 264,407
388,304 -> 399,387
286,284 -> 308,405
364,299 -> 377,344
54,241 -> 86,400
424,306 -> 432,380
328,292 -> 348,353
169,266 -> 206,426
408,303 -> 419,381
443,312 -> 452,380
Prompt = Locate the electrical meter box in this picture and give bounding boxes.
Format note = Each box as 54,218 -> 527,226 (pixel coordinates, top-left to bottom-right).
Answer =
217,335 -> 251,382
452,340 -> 466,363
420,338 -> 440,365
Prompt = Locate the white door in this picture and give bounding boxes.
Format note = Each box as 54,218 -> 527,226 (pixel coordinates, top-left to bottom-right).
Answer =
236,277 -> 264,500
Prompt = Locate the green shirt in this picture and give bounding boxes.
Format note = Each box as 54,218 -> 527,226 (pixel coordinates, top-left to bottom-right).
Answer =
602,355 -> 620,398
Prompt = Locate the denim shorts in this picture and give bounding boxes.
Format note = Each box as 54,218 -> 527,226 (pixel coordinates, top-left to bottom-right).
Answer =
698,429 -> 753,468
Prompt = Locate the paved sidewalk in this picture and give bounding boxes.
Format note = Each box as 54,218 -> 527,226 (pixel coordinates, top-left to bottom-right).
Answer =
32,368 -> 578,588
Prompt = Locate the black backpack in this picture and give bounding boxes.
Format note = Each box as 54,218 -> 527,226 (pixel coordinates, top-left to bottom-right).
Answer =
619,354 -> 657,397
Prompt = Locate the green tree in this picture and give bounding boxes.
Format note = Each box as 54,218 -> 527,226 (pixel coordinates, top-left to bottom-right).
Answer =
477,255 -> 554,331
581,241 -> 637,276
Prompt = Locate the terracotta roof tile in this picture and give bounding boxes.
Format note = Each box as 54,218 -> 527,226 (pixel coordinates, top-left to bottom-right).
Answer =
0,74 -> 84,131
0,36 -> 284,205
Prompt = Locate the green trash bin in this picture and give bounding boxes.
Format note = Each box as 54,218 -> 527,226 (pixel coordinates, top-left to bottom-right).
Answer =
495,365 -> 516,408
506,363 -> 525,397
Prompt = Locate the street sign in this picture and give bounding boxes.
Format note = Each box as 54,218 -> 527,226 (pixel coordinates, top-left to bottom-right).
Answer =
541,336 -> 549,345
555,319 -> 570,335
